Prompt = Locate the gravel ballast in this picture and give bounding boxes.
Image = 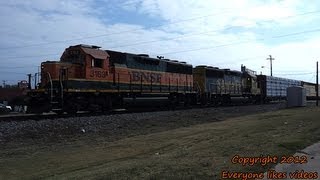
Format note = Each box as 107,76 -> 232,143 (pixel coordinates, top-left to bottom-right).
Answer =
0,103 -> 286,143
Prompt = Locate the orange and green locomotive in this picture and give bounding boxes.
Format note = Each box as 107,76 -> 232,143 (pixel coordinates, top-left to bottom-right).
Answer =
26,44 -> 195,113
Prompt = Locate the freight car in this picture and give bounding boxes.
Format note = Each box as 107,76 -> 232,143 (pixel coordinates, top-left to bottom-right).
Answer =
301,81 -> 320,100
257,75 -> 302,102
256,76 -> 320,102
26,44 -> 196,113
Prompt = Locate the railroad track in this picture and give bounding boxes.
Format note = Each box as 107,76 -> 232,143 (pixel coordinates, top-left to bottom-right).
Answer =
0,109 -> 129,122
0,101 -> 287,122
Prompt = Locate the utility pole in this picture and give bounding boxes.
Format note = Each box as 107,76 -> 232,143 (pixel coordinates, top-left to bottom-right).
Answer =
316,61 -> 319,106
38,65 -> 40,85
267,55 -> 275,76
34,73 -> 38,89
27,74 -> 32,89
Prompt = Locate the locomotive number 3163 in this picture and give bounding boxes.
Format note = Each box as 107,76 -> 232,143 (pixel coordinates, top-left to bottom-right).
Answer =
90,70 -> 108,78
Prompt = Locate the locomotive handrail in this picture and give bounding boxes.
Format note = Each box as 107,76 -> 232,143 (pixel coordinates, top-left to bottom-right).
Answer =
60,77 -> 63,98
59,69 -> 64,107
150,74 -> 153,92
47,72 -> 53,103
160,78 -> 162,92
195,82 -> 201,94
117,73 -> 120,92
129,73 -> 132,93
169,77 -> 171,92
176,79 -> 178,92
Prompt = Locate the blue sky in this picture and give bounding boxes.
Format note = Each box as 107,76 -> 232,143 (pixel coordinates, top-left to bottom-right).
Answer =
0,0 -> 320,85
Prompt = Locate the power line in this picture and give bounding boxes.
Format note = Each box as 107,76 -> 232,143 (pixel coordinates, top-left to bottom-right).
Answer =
118,0 -> 166,9
0,71 -> 28,75
0,80 -> 19,82
214,55 -> 267,66
120,0 -> 151,7
153,27 -> 320,56
307,73 -> 316,82
272,28 -> 320,38
107,9 -> 320,48
0,53 -> 60,59
273,72 -> 314,75
108,30 -> 219,49
0,65 -> 38,69
155,40 -> 251,56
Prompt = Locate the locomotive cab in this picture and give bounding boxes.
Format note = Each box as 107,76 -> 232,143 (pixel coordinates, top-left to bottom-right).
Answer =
40,44 -> 110,88
27,45 -> 110,113
241,65 -> 260,98
60,44 -> 110,81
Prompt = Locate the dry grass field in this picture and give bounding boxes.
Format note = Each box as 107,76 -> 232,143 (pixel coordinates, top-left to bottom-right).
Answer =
1,106 -> 320,179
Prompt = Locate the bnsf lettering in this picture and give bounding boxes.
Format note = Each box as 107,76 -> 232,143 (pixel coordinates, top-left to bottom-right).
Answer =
131,71 -> 161,83
90,70 -> 107,78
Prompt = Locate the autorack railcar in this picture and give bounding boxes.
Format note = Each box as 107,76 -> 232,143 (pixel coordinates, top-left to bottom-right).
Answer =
257,75 -> 302,102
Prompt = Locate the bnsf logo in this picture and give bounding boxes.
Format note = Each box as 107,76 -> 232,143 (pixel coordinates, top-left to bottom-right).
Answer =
131,71 -> 161,83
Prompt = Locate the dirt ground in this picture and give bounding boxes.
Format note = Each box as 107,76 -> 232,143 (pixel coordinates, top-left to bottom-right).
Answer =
1,104 -> 320,179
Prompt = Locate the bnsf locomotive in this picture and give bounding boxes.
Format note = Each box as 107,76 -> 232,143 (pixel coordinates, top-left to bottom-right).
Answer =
26,44 -> 316,114
27,44 -> 195,113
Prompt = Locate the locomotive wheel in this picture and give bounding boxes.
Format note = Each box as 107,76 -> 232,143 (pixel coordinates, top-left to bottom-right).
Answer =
64,100 -> 80,114
184,95 -> 191,107
66,105 -> 79,114
102,98 -> 113,113
221,96 -> 231,106
211,96 -> 219,107
169,95 -> 178,110
53,109 -> 64,115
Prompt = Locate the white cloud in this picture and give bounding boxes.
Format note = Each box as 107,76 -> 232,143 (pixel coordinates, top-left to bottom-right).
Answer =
0,0 -> 319,83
